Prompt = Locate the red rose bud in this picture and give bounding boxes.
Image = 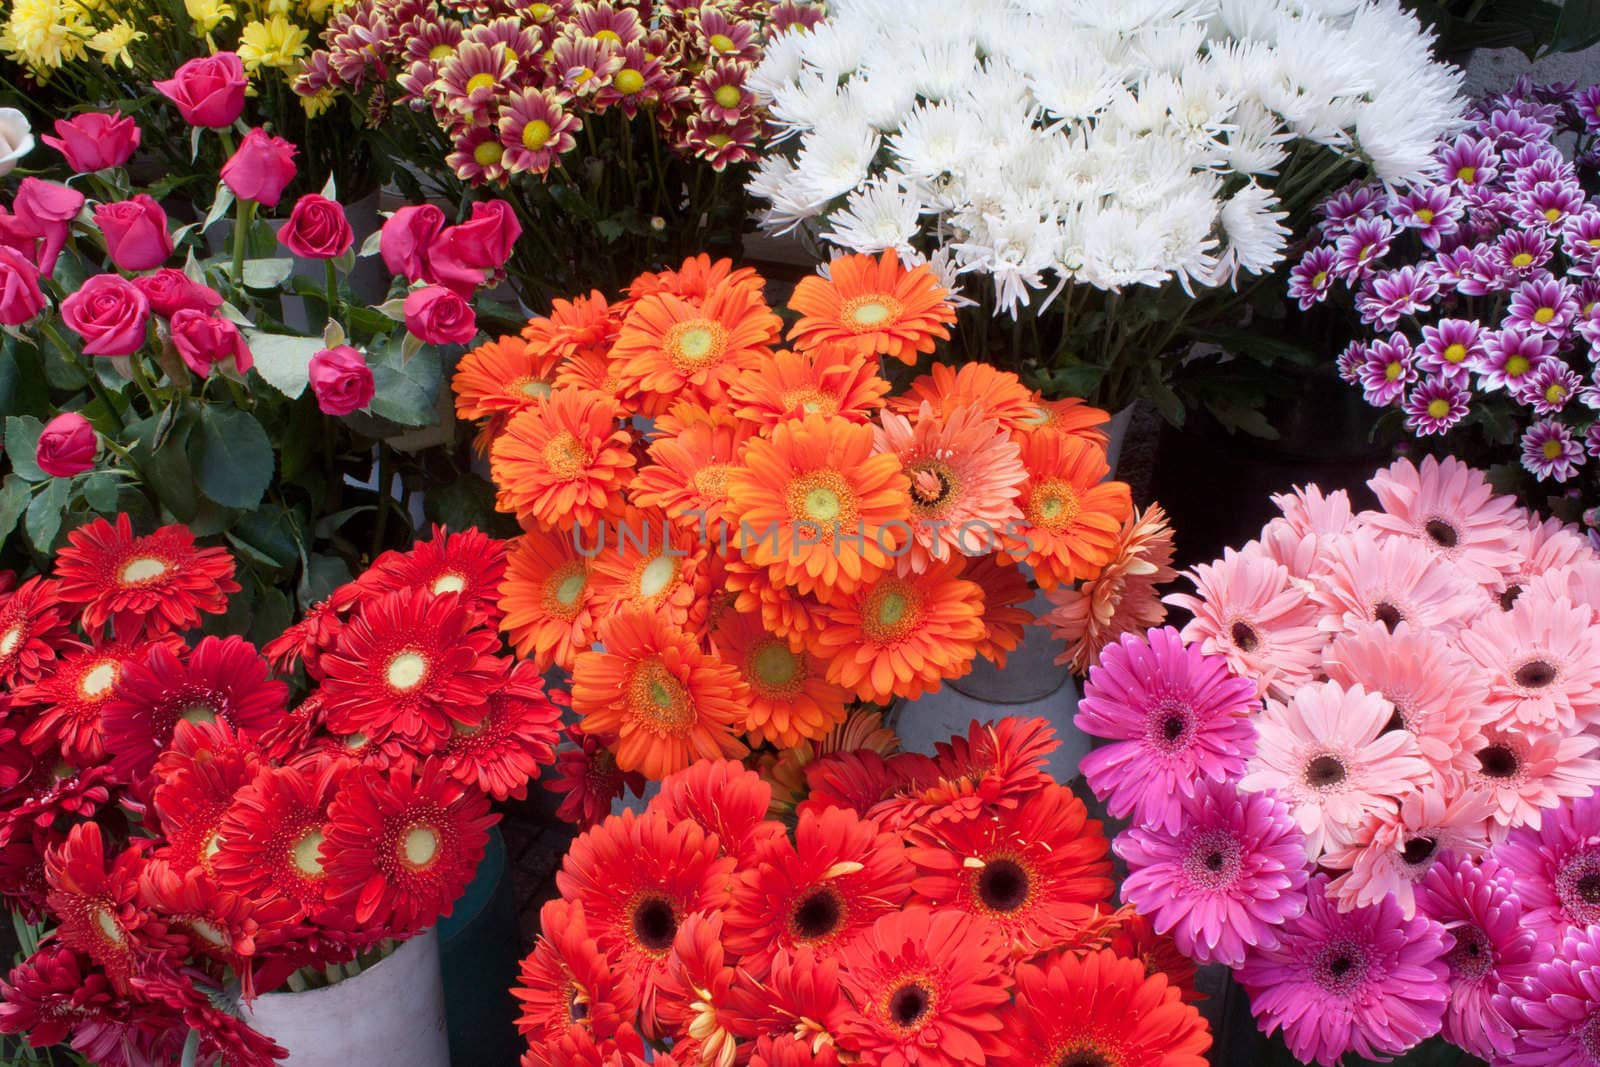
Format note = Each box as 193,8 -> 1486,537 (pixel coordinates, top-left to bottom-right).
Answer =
35,412 -> 97,477
403,285 -> 477,345
41,111 -> 141,174
428,200 -> 521,297
133,269 -> 224,319
60,274 -> 151,356
169,309 -> 253,377
279,194 -> 354,260
0,246 -> 46,326
221,128 -> 299,209
379,204 -> 444,283
153,53 -> 247,129
308,345 -> 375,416
94,194 -> 173,273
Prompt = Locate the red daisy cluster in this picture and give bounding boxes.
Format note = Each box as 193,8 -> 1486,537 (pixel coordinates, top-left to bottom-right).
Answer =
514,715 -> 1211,1066
0,520 -> 563,1061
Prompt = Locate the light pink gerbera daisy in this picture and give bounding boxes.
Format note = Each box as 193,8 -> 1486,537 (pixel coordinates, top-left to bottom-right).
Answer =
1076,627 -> 1259,835
1270,483 -> 1355,540
1455,589 -> 1600,734
1322,785 -> 1495,917
1525,558 -> 1600,621
1360,454 -> 1523,589
1467,725 -> 1600,832
1496,790 -> 1600,942
1166,547 -> 1325,700
1237,875 -> 1450,1066
1498,514 -> 1595,607
1322,621 -> 1492,778
1115,780 -> 1309,966
872,403 -> 1025,574
1494,925 -> 1600,1065
1241,680 -> 1431,858
1415,855 -> 1549,1062
1309,529 -> 1485,635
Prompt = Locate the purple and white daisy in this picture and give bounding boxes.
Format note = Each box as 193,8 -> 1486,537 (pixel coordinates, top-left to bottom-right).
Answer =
1288,246 -> 1337,310
1433,244 -> 1499,296
1404,378 -> 1472,435
1416,318 -> 1485,383
1388,187 -> 1461,249
1333,217 -> 1394,282
1507,276 -> 1579,336
1494,925 -> 1600,1066
1588,423 -> 1600,459
1317,182 -> 1384,240
1495,230 -> 1556,280
1496,789 -> 1600,942
1506,155 -> 1572,194
1514,360 -> 1585,414
1358,335 -> 1418,406
1483,107 -> 1555,148
1357,266 -> 1439,331
1476,329 -> 1554,392
1517,180 -> 1588,232
1336,340 -> 1368,385
1439,135 -> 1498,191
1075,627 -> 1259,835
1521,418 -> 1586,482
1115,781 -> 1310,968
1575,84 -> 1600,132
1564,212 -> 1600,276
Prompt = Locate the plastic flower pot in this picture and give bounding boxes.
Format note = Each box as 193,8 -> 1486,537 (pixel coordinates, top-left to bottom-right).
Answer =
438,826 -> 523,1067
242,929 -> 449,1066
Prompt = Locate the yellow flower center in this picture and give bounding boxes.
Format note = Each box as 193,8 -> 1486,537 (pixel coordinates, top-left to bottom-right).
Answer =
1384,361 -> 1403,382
542,430 -> 591,479
432,574 -> 467,595
628,659 -> 694,728
1505,355 -> 1531,377
709,32 -> 734,52
1457,166 -> 1476,183
291,829 -> 326,877
529,2 -> 552,18
1546,383 -> 1568,403
1427,398 -> 1450,418
637,554 -> 677,599
120,557 -> 168,584
787,470 -> 856,533
190,919 -> 229,948
713,84 -> 741,109
180,704 -> 217,724
842,293 -> 900,330
0,625 -> 20,657
401,825 -> 441,869
521,119 -> 552,149
1544,439 -> 1564,459
95,908 -> 125,944
691,463 -> 732,499
1312,270 -> 1327,288
1534,306 -> 1556,324
1512,252 -> 1534,268
1444,343 -> 1467,363
804,486 -> 841,522
666,319 -> 729,370
385,650 -> 428,692
1415,208 -> 1434,224
615,68 -> 644,94
863,579 -> 922,643
1545,207 -> 1563,222
519,378 -> 553,398
551,566 -> 587,610
594,28 -> 620,42
1028,479 -> 1080,531
429,43 -> 454,61
81,661 -> 118,697
474,140 -> 504,167
343,732 -> 368,750
706,133 -> 732,148
466,72 -> 497,95
751,639 -> 800,691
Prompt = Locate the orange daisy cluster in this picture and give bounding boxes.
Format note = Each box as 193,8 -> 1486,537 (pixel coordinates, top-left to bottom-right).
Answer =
452,253 -> 1162,785
513,716 -> 1211,1065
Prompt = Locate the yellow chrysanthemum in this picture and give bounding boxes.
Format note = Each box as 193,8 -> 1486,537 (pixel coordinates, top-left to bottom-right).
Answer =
185,0 -> 235,35
1,0 -> 93,72
88,21 -> 143,68
237,14 -> 306,72
296,0 -> 336,21
300,85 -> 337,118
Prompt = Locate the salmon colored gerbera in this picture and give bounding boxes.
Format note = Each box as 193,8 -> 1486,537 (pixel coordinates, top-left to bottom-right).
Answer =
589,507 -> 710,631
630,419 -> 755,532
490,387 -> 637,530
1010,434 -> 1131,589
789,252 -> 957,365
570,609 -> 749,779
1041,503 -> 1178,673
714,610 -> 851,748
724,413 -> 911,599
497,530 -> 597,672
452,334 -> 564,425
729,344 -> 892,432
611,282 -> 781,413
808,559 -> 987,703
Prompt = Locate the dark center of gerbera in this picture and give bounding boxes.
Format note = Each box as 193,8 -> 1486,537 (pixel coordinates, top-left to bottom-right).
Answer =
1445,924 -> 1495,980
1372,601 -> 1403,631
1579,873 -> 1600,906
977,859 -> 1030,913
1315,941 -> 1368,994
1477,744 -> 1520,779
1230,621 -> 1259,652
1382,707 -> 1408,734
1424,518 -> 1459,548
1058,1051 -> 1114,1067
887,981 -> 933,1029
631,896 -> 677,952
1162,713 -> 1186,742
1401,836 -> 1438,867
791,888 -> 843,941
1514,659 -> 1558,688
1304,755 -> 1347,789
1500,584 -> 1522,611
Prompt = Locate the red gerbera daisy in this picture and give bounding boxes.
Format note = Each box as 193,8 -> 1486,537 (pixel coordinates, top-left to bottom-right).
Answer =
260,583 -> 364,679
653,910 -> 742,1067
907,782 -> 1113,955
0,945 -> 111,1049
799,750 -> 926,821
989,950 -> 1211,1067
545,723 -> 646,829
726,945 -> 849,1055
873,717 -> 1059,830
51,515 -> 238,636
131,968 -> 287,1067
320,588 -> 504,752
18,638 -> 172,764
360,526 -> 510,623
441,661 -> 561,801
727,805 -> 914,974
1107,908 -> 1203,1004
151,720 -> 262,877
647,759 -> 786,865
44,822 -> 176,992
514,897 -> 640,1049
0,577 -> 71,688
101,636 -> 289,783
137,859 -> 297,989
322,761 -> 497,932
212,757 -> 345,917
835,906 -> 1012,1067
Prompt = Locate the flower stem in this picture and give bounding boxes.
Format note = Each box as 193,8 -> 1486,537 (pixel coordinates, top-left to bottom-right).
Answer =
371,441 -> 392,559
231,198 -> 257,291
324,258 -> 340,323
127,352 -> 163,411
40,320 -> 126,430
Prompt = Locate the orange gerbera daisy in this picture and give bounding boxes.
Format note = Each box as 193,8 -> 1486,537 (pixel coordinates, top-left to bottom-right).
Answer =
490,387 -> 637,530
1016,395 -> 1111,447
498,530 -> 598,672
611,282 -> 781,413
1040,503 -> 1177,674
453,334 -> 564,424
808,559 -> 986,703
788,252 -> 957,365
626,254 -> 764,307
570,609 -> 749,779
521,290 -> 618,362
728,344 -> 891,432
723,558 -> 828,652
888,362 -> 1038,429
714,610 -> 851,748
724,413 -> 911,599
630,419 -> 754,532
651,399 -> 745,436
1010,434 -> 1132,589
552,346 -> 628,404
963,554 -> 1035,669
589,506 -> 710,631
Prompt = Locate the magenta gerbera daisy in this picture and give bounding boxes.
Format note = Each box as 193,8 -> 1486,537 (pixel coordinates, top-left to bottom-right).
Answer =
1494,925 -> 1600,1065
1496,790 -> 1600,941
1115,780 -> 1309,967
1076,627 -> 1259,834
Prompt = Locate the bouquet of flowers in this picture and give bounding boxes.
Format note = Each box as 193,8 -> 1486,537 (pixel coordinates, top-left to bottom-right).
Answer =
0,521 -> 561,1064
0,80 -> 521,632
1299,78 -> 1600,531
295,0 -> 821,304
514,714 -> 1212,1066
1077,453 -> 1600,1064
747,0 -> 1468,424
451,250 -> 1178,798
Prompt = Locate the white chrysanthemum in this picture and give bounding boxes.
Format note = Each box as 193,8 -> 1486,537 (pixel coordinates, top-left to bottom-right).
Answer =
748,30 -> 811,104
820,178 -> 927,260
1213,181 -> 1291,284
749,155 -> 826,235
792,121 -> 881,204
889,102 -> 978,180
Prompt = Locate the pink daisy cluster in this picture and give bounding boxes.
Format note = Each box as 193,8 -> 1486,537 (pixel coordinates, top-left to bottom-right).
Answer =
1080,453 -> 1600,1064
1297,79 -> 1600,531
296,0 -> 821,185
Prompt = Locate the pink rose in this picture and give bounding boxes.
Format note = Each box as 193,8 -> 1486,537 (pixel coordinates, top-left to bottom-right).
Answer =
170,310 -> 253,377
0,247 -> 45,325
279,194 -> 354,260
221,128 -> 298,209
60,274 -> 151,356
12,179 -> 85,277
133,269 -> 223,319
154,53 -> 247,129
380,204 -> 444,283
429,200 -> 521,297
403,285 -> 477,345
35,412 -> 97,477
308,345 -> 375,415
94,195 -> 172,273
41,112 -> 141,173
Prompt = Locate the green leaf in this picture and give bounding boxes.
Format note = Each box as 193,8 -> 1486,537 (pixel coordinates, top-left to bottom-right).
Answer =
368,340 -> 441,427
298,552 -> 351,607
1143,367 -> 1186,427
230,505 -> 302,568
0,340 -> 52,419
189,406 -> 275,510
203,184 -> 236,234
0,474 -> 32,542
243,331 -> 321,399
1549,0 -> 1600,54
313,505 -> 373,540
129,411 -> 199,523
241,258 -> 295,290
24,478 -> 67,552
4,415 -> 46,482
251,585 -> 294,646
82,470 -> 121,513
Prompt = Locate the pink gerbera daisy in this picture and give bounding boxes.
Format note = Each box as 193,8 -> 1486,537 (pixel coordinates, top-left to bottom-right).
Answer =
1467,725 -> 1600,831
1322,785 -> 1495,917
1076,627 -> 1259,834
1496,790 -> 1600,941
1116,781 -> 1310,967
1167,548 -> 1324,699
1455,589 -> 1600,733
1494,925 -> 1600,1065
1501,514 -> 1596,606
1241,681 -> 1431,857
1270,483 -> 1355,540
1309,529 -> 1485,635
1361,455 -> 1523,588
1237,875 -> 1450,1066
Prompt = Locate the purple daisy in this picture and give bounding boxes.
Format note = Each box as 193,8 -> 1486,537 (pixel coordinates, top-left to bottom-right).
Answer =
1115,781 -> 1309,967
1404,378 -> 1472,436
1483,107 -> 1555,148
1564,212 -> 1600,276
1495,925 -> 1600,1066
1496,230 -> 1556,280
1388,187 -> 1461,249
1507,156 -> 1572,193
1438,135 -> 1498,191
1358,335 -> 1417,405
1075,626 -> 1259,836
1333,217 -> 1394,282
1317,182 -> 1384,239
1514,360 -> 1585,414
1522,419 -> 1587,481
1477,328 -> 1553,391
1415,855 -> 1550,1062
1588,423 -> 1600,459
1416,318 -> 1485,383
1433,244 -> 1499,296
1577,85 -> 1600,133
1288,247 -> 1338,310
1357,266 -> 1439,331
1507,276 -> 1579,336
1237,875 -> 1450,1067
1496,790 -> 1600,942
1336,341 -> 1368,385
1518,180 -> 1588,231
